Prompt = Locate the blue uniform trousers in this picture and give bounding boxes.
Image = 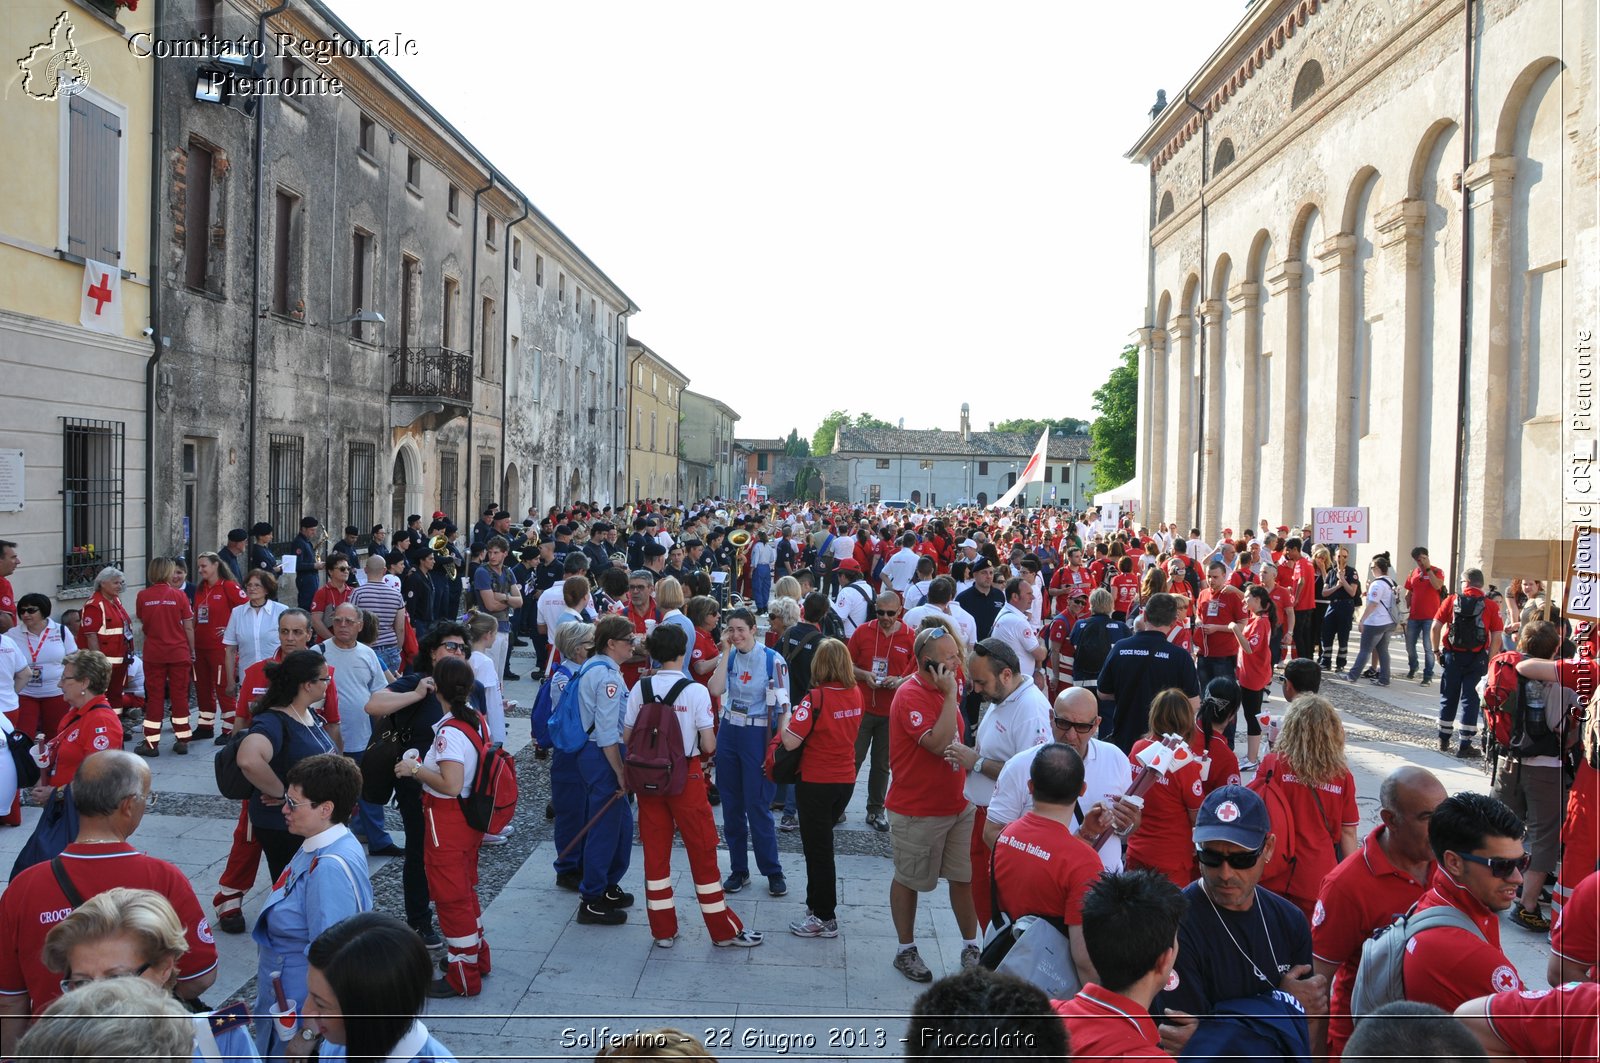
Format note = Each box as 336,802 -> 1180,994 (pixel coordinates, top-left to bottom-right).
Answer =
716,720 -> 782,878
551,749 -> 584,875
577,742 -> 632,900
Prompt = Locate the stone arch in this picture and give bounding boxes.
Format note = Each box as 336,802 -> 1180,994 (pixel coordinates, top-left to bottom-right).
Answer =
1290,204 -> 1325,519
1345,168 -> 1385,498
1339,164 -> 1383,235
1206,254 -> 1234,531
1500,58 -> 1571,541
1158,190 -> 1175,222
390,439 -> 422,531
1494,57 -> 1565,156
1287,199 -> 1325,259
502,462 -> 519,516
1213,137 -> 1236,174
1406,118 -> 1459,556
1291,59 -> 1324,109
1406,118 -> 1460,198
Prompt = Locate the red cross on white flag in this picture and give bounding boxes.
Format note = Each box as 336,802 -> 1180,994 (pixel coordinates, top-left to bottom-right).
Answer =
80,259 -> 122,335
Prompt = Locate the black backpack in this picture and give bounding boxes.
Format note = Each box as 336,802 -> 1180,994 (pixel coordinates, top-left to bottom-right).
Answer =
1449,594 -> 1489,652
1072,615 -> 1127,682
213,712 -> 287,800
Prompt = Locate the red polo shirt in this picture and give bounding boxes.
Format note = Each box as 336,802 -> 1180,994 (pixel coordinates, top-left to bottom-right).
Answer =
135,584 -> 193,665
848,621 -> 916,716
1404,564 -> 1445,620
1191,725 -> 1241,796
1196,587 -> 1247,658
1434,589 -> 1504,653
0,575 -> 15,627
1551,870 -> 1599,977
1236,613 -> 1273,691
45,697 -> 123,786
1403,867 -> 1524,1012
237,653 -> 340,728
1255,753 -> 1359,917
1312,825 -> 1434,1056
1279,557 -> 1316,611
786,684 -> 863,785
992,813 -> 1102,925
0,842 -> 216,1015
1052,984 -> 1165,1061
886,675 -> 967,818
1124,738 -> 1203,883
1484,980 -> 1599,1061
194,580 -> 247,651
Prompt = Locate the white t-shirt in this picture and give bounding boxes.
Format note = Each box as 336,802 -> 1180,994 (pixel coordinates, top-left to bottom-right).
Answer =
6,621 -> 76,698
904,603 -> 978,649
1364,576 -> 1399,627
964,680 -> 1051,806
903,580 -> 932,610
624,668 -> 714,756
880,548 -> 921,593
422,716 -> 480,799
316,641 -> 387,752
0,639 -> 26,714
537,585 -> 567,634
989,737 -> 1133,872
470,650 -> 507,746
831,536 -> 857,562
1026,573 -> 1045,627
991,603 -> 1041,678
834,581 -> 871,637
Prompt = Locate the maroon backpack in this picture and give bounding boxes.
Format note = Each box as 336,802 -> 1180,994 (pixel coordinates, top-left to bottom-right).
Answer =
444,717 -> 519,835
623,677 -> 694,798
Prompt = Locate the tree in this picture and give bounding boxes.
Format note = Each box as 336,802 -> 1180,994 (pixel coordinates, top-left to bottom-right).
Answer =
991,416 -> 1092,437
811,410 -> 894,455
794,464 -> 823,500
783,429 -> 810,457
1090,344 -> 1138,496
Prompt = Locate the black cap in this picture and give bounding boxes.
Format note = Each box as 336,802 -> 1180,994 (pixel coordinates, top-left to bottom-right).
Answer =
251,521 -> 273,538
519,547 -> 539,561
643,542 -> 667,558
970,557 -> 994,572
538,534 -> 555,545
300,516 -> 320,529
227,528 -> 249,543
494,510 -> 511,521
344,525 -> 359,536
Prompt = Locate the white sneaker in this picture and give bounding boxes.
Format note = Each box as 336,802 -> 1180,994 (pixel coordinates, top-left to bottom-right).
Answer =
713,929 -> 764,948
480,831 -> 509,847
654,934 -> 678,949
789,914 -> 838,938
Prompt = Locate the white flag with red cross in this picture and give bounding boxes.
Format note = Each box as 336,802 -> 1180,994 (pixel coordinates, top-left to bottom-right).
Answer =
80,259 -> 122,334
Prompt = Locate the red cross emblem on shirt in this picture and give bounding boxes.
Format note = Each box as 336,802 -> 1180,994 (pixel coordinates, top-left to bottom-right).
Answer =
738,671 -> 752,684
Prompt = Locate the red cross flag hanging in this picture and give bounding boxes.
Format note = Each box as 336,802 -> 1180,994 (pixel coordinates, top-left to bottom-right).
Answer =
80,259 -> 122,335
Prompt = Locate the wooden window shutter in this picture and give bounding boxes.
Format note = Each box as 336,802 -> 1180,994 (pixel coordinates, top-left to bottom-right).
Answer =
68,97 -> 121,262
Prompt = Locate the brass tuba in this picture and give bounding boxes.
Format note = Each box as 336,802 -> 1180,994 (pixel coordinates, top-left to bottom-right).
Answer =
728,529 -> 752,589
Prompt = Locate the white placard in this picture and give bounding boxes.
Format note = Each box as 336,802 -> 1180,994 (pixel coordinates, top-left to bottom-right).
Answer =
280,555 -> 298,575
1312,507 -> 1369,546
710,571 -> 727,584
1102,502 -> 1120,530
0,450 -> 22,512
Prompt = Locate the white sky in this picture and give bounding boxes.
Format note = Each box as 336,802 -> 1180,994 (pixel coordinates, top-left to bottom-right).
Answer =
334,0 -> 1243,439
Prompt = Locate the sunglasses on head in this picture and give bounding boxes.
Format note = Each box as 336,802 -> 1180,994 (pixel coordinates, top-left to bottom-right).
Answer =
1195,845 -> 1263,869
1455,851 -> 1532,879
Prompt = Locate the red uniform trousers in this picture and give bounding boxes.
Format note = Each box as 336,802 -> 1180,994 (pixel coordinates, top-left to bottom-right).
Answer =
143,661 -> 194,744
193,647 -> 234,732
971,804 -> 993,930
11,695 -> 69,740
423,793 -> 488,996
214,803 -> 262,918
639,768 -> 745,944
97,637 -> 130,711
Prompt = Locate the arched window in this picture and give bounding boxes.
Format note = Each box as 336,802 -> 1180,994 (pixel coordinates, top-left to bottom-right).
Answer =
1292,60 -> 1324,109
1213,138 -> 1235,173
1158,190 -> 1175,221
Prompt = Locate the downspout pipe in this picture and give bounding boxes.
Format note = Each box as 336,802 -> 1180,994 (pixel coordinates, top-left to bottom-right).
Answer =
1448,0 -> 1475,582
1184,91 -> 1209,534
463,175 -> 494,518
500,186 -> 529,504
247,0 -> 290,530
143,0 -> 166,568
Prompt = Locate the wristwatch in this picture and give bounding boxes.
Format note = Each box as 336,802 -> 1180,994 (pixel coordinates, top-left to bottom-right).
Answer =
974,757 -> 986,776
298,1028 -> 318,1043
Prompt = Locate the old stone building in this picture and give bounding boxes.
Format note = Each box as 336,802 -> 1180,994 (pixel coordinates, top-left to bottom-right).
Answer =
832,406 -> 1094,508
1128,0 -> 1595,580
678,391 -> 741,501
0,0 -> 155,603
624,338 -> 689,503
150,0 -> 631,565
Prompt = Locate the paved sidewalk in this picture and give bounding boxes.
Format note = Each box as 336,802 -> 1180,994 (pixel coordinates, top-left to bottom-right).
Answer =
0,637 -> 1563,1059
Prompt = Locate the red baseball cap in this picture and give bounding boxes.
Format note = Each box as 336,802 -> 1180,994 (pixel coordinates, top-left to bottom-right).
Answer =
836,558 -> 863,574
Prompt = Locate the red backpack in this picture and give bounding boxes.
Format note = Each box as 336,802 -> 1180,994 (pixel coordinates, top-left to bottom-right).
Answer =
444,718 -> 518,835
623,677 -> 693,798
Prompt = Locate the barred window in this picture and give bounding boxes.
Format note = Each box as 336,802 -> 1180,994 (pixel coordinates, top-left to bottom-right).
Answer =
268,434 -> 304,553
347,442 -> 376,533
439,450 -> 458,521
62,418 -> 124,592
478,454 -> 495,516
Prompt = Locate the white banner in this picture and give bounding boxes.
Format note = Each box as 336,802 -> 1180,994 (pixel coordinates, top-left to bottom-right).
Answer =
1312,507 -> 1369,546
80,259 -> 122,334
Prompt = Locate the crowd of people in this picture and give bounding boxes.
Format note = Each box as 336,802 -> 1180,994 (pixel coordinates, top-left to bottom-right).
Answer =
0,492 -> 1594,1060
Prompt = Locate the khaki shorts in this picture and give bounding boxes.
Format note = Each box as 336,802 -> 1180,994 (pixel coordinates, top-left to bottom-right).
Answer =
889,805 -> 976,892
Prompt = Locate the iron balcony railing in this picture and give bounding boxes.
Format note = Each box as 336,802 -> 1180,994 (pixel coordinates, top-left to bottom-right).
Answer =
389,346 -> 473,404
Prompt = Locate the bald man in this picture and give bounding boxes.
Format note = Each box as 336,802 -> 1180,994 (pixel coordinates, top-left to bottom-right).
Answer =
1312,765 -> 1448,1056
983,687 -> 1141,872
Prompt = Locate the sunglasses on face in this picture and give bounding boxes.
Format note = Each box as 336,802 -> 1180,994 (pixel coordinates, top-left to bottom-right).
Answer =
1195,845 -> 1263,869
17,607 -> 39,615
1455,851 -> 1532,879
439,642 -> 468,653
1052,716 -> 1097,734
875,610 -> 899,618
